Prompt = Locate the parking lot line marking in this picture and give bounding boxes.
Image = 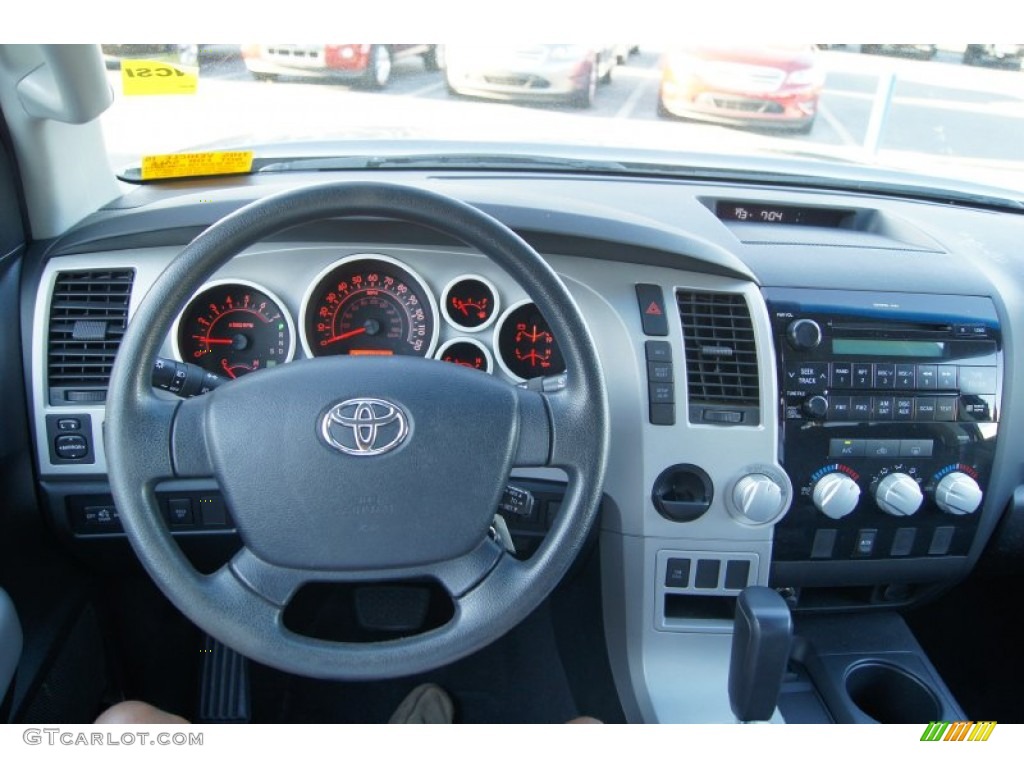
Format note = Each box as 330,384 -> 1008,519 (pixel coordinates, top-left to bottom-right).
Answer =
818,102 -> 859,147
615,77 -> 652,120
409,81 -> 445,98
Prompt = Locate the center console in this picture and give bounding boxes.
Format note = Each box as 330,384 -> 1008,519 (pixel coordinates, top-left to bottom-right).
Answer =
763,288 -> 1001,593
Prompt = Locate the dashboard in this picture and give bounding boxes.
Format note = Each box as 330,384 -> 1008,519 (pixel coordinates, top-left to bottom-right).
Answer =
21,168 -> 1024,723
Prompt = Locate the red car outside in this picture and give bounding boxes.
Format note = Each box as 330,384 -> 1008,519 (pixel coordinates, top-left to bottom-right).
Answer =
241,44 -> 441,89
658,45 -> 824,133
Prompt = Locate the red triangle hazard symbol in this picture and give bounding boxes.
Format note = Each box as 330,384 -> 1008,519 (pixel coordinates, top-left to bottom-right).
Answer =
645,302 -> 663,316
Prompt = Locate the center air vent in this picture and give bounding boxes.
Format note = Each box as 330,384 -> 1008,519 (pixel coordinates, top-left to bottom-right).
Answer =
47,269 -> 135,405
677,291 -> 760,425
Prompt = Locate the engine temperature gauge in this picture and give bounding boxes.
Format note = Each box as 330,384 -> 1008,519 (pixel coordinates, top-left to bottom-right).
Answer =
173,280 -> 295,379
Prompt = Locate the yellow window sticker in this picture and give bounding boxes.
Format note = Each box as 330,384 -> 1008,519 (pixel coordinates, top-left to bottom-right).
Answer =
141,152 -> 254,180
121,59 -> 198,96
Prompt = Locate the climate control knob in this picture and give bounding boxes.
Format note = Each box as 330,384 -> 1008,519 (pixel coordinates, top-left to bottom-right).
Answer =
787,318 -> 823,350
812,472 -> 860,520
874,473 -> 923,517
935,472 -> 983,516
731,474 -> 786,525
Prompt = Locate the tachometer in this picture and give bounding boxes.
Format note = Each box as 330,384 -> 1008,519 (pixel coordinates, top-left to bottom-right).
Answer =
301,255 -> 439,358
173,280 -> 295,379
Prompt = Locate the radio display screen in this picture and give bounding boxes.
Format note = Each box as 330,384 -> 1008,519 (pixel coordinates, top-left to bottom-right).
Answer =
832,339 -> 946,358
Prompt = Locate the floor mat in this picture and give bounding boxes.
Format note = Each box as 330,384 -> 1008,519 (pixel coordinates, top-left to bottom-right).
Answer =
251,600 -> 581,723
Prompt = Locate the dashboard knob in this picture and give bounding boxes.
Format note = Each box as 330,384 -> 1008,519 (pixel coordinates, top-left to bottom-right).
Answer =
786,318 -> 822,350
802,395 -> 828,419
812,472 -> 860,520
935,472 -> 983,516
874,473 -> 923,517
731,474 -> 785,525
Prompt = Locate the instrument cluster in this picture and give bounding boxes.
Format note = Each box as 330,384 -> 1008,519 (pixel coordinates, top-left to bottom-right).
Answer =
172,253 -> 565,382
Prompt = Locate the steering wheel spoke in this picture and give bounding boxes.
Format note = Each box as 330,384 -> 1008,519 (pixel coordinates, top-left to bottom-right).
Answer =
169,394 -> 215,477
221,535 -> 505,609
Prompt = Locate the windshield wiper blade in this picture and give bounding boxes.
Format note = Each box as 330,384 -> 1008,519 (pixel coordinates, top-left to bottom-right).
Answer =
256,153 -> 629,174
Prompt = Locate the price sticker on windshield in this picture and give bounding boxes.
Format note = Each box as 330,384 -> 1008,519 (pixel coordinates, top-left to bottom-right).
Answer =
141,151 -> 254,180
121,59 -> 198,96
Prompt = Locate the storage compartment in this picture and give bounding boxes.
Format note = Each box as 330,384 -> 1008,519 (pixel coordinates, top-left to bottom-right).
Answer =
844,661 -> 941,723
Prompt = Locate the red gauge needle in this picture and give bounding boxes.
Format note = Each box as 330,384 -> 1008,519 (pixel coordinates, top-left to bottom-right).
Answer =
195,337 -> 234,346
323,327 -> 367,344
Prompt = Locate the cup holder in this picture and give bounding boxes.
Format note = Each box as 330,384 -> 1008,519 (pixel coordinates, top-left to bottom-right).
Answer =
845,661 -> 942,723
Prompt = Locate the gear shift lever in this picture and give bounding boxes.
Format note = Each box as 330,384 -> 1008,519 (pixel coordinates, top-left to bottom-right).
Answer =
728,586 -> 793,722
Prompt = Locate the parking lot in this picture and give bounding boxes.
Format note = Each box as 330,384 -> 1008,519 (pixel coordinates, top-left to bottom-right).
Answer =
102,46 -> 1024,191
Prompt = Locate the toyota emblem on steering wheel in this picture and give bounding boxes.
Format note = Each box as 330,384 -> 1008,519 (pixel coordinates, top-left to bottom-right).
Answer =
320,398 -> 409,456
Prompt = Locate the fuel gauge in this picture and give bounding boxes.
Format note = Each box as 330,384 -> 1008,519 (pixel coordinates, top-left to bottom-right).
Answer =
173,280 -> 295,379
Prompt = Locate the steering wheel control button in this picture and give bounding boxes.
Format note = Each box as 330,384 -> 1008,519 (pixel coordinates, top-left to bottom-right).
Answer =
320,398 -> 409,456
665,558 -> 691,588
55,434 -> 89,460
635,283 -> 669,336
166,498 -> 194,527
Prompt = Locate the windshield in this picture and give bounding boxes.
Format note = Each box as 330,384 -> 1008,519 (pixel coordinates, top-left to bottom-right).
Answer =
98,42 -> 1024,199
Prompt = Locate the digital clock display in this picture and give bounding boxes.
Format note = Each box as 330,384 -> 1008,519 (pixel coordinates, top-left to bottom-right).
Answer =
715,201 -> 850,227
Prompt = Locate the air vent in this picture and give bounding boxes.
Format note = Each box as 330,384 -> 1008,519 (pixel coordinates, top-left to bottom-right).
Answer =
677,291 -> 760,425
47,269 -> 135,404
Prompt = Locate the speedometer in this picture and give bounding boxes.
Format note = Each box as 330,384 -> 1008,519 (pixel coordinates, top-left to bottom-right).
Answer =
300,255 -> 439,358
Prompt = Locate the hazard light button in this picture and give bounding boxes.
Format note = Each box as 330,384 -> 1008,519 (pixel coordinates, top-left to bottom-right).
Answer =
635,284 -> 669,336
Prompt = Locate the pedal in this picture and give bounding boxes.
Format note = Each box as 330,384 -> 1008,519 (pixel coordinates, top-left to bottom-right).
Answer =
198,635 -> 251,723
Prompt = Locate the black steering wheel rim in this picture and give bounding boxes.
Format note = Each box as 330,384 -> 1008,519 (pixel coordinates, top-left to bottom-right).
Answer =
105,181 -> 609,681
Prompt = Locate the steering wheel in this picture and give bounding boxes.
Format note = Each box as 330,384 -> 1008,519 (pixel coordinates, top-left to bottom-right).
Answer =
105,182 -> 609,680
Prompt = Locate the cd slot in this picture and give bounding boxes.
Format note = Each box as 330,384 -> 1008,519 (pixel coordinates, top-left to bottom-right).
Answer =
830,321 -> 952,336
